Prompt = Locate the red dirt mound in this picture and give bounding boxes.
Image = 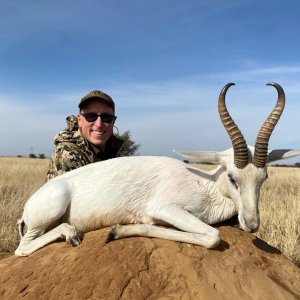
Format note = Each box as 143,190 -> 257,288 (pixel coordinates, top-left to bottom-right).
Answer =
0,226 -> 299,299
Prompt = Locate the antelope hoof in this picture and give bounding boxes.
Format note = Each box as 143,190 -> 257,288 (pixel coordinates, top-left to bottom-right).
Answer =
105,224 -> 122,243
68,235 -> 81,246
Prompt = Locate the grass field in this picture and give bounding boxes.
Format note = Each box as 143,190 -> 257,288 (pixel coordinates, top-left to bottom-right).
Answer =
0,157 -> 299,266
0,157 -> 49,253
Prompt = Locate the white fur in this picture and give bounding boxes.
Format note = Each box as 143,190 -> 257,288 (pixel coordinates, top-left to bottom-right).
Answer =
15,147 -> 300,256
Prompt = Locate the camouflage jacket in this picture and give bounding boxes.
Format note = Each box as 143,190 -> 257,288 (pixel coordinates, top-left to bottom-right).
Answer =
46,115 -> 124,181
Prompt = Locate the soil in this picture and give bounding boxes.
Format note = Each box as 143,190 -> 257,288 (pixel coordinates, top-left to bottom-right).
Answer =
0,225 -> 299,299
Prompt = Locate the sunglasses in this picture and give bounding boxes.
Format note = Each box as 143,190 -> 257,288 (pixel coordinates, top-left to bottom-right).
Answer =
81,112 -> 116,123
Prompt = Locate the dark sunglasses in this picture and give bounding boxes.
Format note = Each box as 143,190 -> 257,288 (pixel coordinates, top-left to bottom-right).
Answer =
81,112 -> 116,123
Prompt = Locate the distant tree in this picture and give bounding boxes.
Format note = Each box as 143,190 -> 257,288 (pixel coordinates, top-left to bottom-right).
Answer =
29,154 -> 37,158
116,130 -> 140,157
38,154 -> 46,159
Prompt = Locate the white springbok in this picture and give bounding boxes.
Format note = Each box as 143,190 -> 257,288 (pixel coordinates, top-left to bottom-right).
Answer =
15,83 -> 300,256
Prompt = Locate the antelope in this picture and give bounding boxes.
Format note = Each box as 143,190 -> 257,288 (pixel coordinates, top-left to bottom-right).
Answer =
15,82 -> 299,256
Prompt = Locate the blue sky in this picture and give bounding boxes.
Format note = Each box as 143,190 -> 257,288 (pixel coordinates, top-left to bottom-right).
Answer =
1,0 -> 300,162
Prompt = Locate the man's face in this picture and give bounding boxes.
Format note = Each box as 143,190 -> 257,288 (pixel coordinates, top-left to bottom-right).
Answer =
77,99 -> 116,151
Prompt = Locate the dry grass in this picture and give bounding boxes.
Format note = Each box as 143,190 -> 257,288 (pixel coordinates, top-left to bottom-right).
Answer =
0,158 -> 299,267
259,166 -> 300,266
0,157 -> 49,253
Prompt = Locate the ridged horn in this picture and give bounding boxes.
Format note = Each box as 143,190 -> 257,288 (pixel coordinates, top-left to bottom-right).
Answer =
218,83 -> 248,169
252,83 -> 285,168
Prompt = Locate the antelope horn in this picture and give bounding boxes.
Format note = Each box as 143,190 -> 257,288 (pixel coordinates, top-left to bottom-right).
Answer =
218,83 -> 248,169
252,83 -> 285,168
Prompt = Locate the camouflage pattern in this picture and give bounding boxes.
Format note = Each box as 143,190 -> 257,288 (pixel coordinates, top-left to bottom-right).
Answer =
46,115 -> 124,181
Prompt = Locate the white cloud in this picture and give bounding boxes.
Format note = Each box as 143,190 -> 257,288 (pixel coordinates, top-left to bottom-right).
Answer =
210,65 -> 300,85
0,97 -> 65,157
1,65 -> 299,158
113,74 -> 300,157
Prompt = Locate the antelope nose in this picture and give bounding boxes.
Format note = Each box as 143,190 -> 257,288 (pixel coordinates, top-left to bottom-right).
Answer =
249,226 -> 259,233
245,220 -> 260,233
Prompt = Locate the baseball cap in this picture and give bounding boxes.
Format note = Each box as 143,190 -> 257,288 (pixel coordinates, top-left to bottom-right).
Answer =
78,90 -> 115,113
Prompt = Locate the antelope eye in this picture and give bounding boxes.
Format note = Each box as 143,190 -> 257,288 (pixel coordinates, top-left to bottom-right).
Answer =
228,174 -> 235,183
228,174 -> 238,189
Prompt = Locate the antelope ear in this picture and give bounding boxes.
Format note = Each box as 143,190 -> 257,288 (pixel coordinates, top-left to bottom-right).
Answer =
173,150 -> 222,165
267,149 -> 300,164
